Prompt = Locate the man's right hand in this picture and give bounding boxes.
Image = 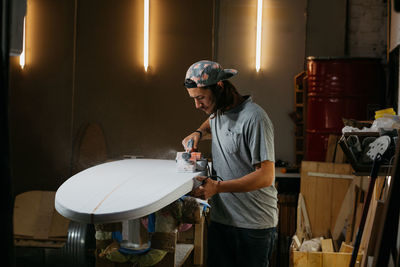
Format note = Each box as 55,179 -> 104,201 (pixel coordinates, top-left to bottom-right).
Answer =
182,131 -> 202,152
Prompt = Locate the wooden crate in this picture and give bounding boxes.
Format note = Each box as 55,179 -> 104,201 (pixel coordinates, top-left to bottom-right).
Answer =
300,162 -> 354,238
291,250 -> 362,267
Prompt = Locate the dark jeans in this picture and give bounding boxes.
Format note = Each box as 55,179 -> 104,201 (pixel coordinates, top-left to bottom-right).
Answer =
207,221 -> 277,267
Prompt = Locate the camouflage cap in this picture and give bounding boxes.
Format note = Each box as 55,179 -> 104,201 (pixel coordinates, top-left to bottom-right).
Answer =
184,60 -> 238,88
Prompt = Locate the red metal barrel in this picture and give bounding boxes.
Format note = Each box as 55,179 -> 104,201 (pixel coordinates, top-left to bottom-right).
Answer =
305,57 -> 384,161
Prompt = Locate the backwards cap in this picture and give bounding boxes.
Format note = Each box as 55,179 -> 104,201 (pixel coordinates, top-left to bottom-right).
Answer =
184,60 -> 238,88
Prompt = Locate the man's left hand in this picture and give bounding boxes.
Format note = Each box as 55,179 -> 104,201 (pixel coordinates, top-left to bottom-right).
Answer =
192,176 -> 219,200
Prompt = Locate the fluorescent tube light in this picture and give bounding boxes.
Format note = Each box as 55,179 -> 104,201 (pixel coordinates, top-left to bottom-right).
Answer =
256,0 -> 263,72
20,16 -> 26,69
144,0 -> 149,71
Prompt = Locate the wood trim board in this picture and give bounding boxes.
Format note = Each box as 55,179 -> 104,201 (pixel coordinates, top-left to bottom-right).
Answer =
55,159 -> 200,224
300,162 -> 353,238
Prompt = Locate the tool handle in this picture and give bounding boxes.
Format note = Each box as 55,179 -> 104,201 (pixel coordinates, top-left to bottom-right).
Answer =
186,139 -> 194,152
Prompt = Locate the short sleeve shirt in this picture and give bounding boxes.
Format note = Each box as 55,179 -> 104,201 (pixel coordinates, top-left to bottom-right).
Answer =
209,96 -> 278,229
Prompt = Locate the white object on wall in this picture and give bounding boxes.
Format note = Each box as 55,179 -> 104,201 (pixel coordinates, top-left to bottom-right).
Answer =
10,0 -> 27,56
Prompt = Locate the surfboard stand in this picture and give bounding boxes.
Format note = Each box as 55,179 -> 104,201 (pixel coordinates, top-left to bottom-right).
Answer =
120,218 -> 150,252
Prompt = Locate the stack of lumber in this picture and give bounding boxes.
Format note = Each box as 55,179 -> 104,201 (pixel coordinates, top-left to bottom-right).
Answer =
290,161 -> 386,267
13,191 -> 70,248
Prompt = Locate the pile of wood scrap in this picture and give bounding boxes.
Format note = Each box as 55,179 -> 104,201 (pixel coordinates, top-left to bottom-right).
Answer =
290,161 -> 387,267
291,237 -> 362,266
13,191 -> 70,248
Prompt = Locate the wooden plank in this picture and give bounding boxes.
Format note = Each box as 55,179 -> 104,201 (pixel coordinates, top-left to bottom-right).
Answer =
14,191 -> 68,241
321,239 -> 334,252
151,232 -> 177,253
307,252 -> 322,267
300,161 -> 319,237
352,201 -> 364,244
366,201 -> 384,256
296,194 -> 304,242
332,180 -> 354,241
359,186 -> 380,266
48,209 -> 70,238
175,244 -> 194,267
291,251 -> 363,267
351,178 -> 367,244
331,164 -> 353,239
334,252 -> 351,266
14,238 -> 66,248
340,243 -> 354,253
300,193 -> 312,239
334,144 -> 346,163
326,135 -> 339,162
314,162 -> 334,238
292,250 -> 308,267
35,192 -> 59,239
193,217 -> 204,265
300,162 -> 355,241
14,191 -> 45,237
346,184 -> 360,244
375,176 -> 386,200
323,252 -> 337,266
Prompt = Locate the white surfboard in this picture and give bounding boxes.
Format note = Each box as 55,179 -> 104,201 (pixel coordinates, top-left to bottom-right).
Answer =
55,159 -> 200,224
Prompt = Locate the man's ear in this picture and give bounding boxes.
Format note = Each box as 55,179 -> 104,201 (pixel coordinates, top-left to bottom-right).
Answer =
217,81 -> 225,92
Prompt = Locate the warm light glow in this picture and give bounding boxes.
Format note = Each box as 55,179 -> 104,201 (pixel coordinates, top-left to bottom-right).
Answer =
19,16 -> 26,69
144,0 -> 149,71
256,0 -> 263,72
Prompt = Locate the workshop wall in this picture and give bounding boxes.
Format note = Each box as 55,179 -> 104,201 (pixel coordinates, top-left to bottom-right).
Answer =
216,0 -> 307,164
9,0 -> 75,194
8,0 -> 389,194
305,0 -> 347,57
347,0 -> 387,58
9,0 -> 213,194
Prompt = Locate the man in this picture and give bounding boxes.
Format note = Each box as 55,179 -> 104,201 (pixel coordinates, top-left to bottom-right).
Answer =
181,60 -> 278,267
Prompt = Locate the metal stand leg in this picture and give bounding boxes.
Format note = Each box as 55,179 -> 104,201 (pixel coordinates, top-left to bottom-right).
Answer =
120,218 -> 150,251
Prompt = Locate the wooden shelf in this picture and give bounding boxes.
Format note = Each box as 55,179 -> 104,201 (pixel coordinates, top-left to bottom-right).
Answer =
175,244 -> 194,267
293,71 -> 308,165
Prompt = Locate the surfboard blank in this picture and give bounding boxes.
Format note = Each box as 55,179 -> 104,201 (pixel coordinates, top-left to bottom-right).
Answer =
55,159 -> 200,224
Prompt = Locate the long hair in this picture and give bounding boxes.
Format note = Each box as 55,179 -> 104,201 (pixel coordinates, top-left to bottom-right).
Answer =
204,80 -> 239,117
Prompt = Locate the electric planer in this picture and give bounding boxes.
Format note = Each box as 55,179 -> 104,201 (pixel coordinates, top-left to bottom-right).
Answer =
176,139 -> 208,174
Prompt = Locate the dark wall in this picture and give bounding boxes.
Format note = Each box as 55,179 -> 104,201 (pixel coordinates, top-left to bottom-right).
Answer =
9,0 -> 213,195
305,0 -> 347,57
10,0 -> 75,194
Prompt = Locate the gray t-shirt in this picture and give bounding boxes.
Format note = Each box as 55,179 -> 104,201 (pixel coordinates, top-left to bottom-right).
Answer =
209,96 -> 278,229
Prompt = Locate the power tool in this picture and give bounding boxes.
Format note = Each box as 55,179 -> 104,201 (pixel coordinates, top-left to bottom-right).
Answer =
176,139 -> 208,174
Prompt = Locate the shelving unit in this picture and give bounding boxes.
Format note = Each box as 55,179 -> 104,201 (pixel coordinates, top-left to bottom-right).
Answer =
293,71 -> 308,166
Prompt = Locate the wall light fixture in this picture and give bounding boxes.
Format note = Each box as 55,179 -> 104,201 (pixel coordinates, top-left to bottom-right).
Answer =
144,0 -> 149,71
19,16 -> 26,69
256,0 -> 263,72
